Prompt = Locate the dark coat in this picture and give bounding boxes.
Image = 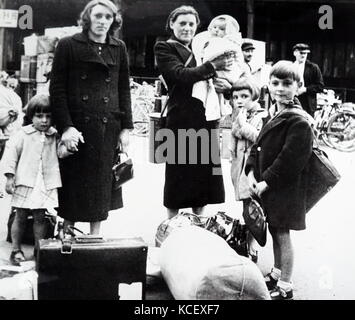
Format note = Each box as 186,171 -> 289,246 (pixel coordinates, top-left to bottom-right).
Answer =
154,38 -> 225,209
245,104 -> 313,230
49,32 -> 133,222
298,60 -> 324,117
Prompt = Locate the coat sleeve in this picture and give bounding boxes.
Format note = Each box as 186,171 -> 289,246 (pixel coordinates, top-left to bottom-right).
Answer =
262,118 -> 313,188
118,42 -> 133,129
245,143 -> 257,175
154,41 -> 216,86
2,131 -> 23,176
306,63 -> 324,94
49,37 -> 73,133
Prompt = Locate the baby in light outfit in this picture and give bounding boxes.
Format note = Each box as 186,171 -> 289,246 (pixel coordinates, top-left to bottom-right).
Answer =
192,15 -> 245,121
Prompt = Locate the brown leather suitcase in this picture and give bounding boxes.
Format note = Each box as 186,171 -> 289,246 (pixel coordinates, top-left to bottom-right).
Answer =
37,236 -> 147,300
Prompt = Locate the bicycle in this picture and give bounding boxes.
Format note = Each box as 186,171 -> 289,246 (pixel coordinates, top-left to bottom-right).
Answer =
314,90 -> 355,152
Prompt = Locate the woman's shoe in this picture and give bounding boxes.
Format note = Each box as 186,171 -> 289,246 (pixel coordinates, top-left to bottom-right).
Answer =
9,249 -> 26,266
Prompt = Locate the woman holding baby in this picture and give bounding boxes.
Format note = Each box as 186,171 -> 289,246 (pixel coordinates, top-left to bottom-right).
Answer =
154,6 -> 236,218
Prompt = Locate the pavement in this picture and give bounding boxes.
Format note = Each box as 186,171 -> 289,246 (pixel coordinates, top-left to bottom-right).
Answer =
1,134 -> 355,300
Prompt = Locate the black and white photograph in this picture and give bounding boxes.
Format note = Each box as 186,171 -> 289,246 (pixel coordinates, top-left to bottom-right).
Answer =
0,0 -> 354,307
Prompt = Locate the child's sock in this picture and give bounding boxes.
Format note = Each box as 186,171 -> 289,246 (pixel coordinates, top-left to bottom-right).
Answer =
270,267 -> 281,281
277,279 -> 293,292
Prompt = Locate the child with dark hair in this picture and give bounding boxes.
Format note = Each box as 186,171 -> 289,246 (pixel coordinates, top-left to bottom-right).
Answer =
229,77 -> 267,262
2,94 -> 61,265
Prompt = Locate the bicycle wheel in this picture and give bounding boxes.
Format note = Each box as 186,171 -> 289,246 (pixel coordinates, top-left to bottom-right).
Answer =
325,111 -> 355,152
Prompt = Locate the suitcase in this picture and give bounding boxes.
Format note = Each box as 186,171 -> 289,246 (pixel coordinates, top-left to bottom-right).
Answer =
37,236 -> 147,300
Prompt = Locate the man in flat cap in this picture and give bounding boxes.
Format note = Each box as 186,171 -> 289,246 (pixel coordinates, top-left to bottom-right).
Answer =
293,43 -> 324,117
242,41 -> 255,73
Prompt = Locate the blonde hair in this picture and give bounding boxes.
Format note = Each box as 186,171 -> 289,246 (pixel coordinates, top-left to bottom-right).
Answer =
78,0 -> 122,35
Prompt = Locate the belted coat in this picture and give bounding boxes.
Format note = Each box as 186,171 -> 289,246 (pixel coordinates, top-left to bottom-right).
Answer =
50,32 -> 133,222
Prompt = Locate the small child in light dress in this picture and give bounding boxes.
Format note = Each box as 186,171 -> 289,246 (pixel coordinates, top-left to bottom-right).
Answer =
2,94 -> 62,265
229,78 -> 267,262
192,15 -> 246,121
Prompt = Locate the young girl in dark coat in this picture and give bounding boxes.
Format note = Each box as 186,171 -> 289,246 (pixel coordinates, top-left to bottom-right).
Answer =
245,61 -> 313,299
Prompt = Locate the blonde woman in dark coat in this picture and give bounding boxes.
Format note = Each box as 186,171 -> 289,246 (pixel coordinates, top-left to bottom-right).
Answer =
245,61 -> 313,300
50,0 -> 133,234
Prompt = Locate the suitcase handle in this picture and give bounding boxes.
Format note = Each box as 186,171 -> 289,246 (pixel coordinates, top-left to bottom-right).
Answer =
66,225 -> 86,236
61,238 -> 73,254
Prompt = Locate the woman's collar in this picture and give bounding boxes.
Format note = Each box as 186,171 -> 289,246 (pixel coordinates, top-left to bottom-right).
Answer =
170,35 -> 192,50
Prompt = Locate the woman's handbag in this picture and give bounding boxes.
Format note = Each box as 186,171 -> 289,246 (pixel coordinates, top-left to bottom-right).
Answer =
242,198 -> 267,247
112,151 -> 134,190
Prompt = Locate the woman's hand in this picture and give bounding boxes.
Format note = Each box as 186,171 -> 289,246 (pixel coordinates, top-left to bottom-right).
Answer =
248,170 -> 258,192
237,108 -> 247,125
61,126 -> 84,152
210,53 -> 234,71
118,129 -> 130,153
213,78 -> 232,94
254,181 -> 269,198
5,175 -> 15,194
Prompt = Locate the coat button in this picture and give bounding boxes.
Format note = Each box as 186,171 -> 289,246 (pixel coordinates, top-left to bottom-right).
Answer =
103,97 -> 109,103
102,117 -> 108,123
257,146 -> 261,152
105,77 -> 111,83
81,74 -> 88,80
82,95 -> 89,101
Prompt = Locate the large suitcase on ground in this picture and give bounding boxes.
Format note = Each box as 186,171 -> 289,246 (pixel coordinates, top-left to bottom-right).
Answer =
37,236 -> 147,300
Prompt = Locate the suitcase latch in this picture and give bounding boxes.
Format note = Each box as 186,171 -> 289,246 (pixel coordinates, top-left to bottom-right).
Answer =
61,239 -> 73,254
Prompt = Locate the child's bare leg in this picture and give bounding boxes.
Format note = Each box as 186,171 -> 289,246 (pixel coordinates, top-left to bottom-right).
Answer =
32,209 -> 48,248
269,226 -> 294,283
11,208 -> 30,251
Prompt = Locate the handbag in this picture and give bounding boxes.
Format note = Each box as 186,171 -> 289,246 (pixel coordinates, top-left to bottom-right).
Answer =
242,198 -> 267,247
112,151 -> 134,190
280,108 -> 341,212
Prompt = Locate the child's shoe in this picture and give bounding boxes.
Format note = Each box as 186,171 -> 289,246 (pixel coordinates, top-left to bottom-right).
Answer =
269,286 -> 293,300
9,249 -> 26,266
264,272 -> 278,290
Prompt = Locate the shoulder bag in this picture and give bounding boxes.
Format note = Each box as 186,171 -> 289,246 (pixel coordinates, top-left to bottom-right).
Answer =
281,108 -> 341,212
158,42 -> 194,129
